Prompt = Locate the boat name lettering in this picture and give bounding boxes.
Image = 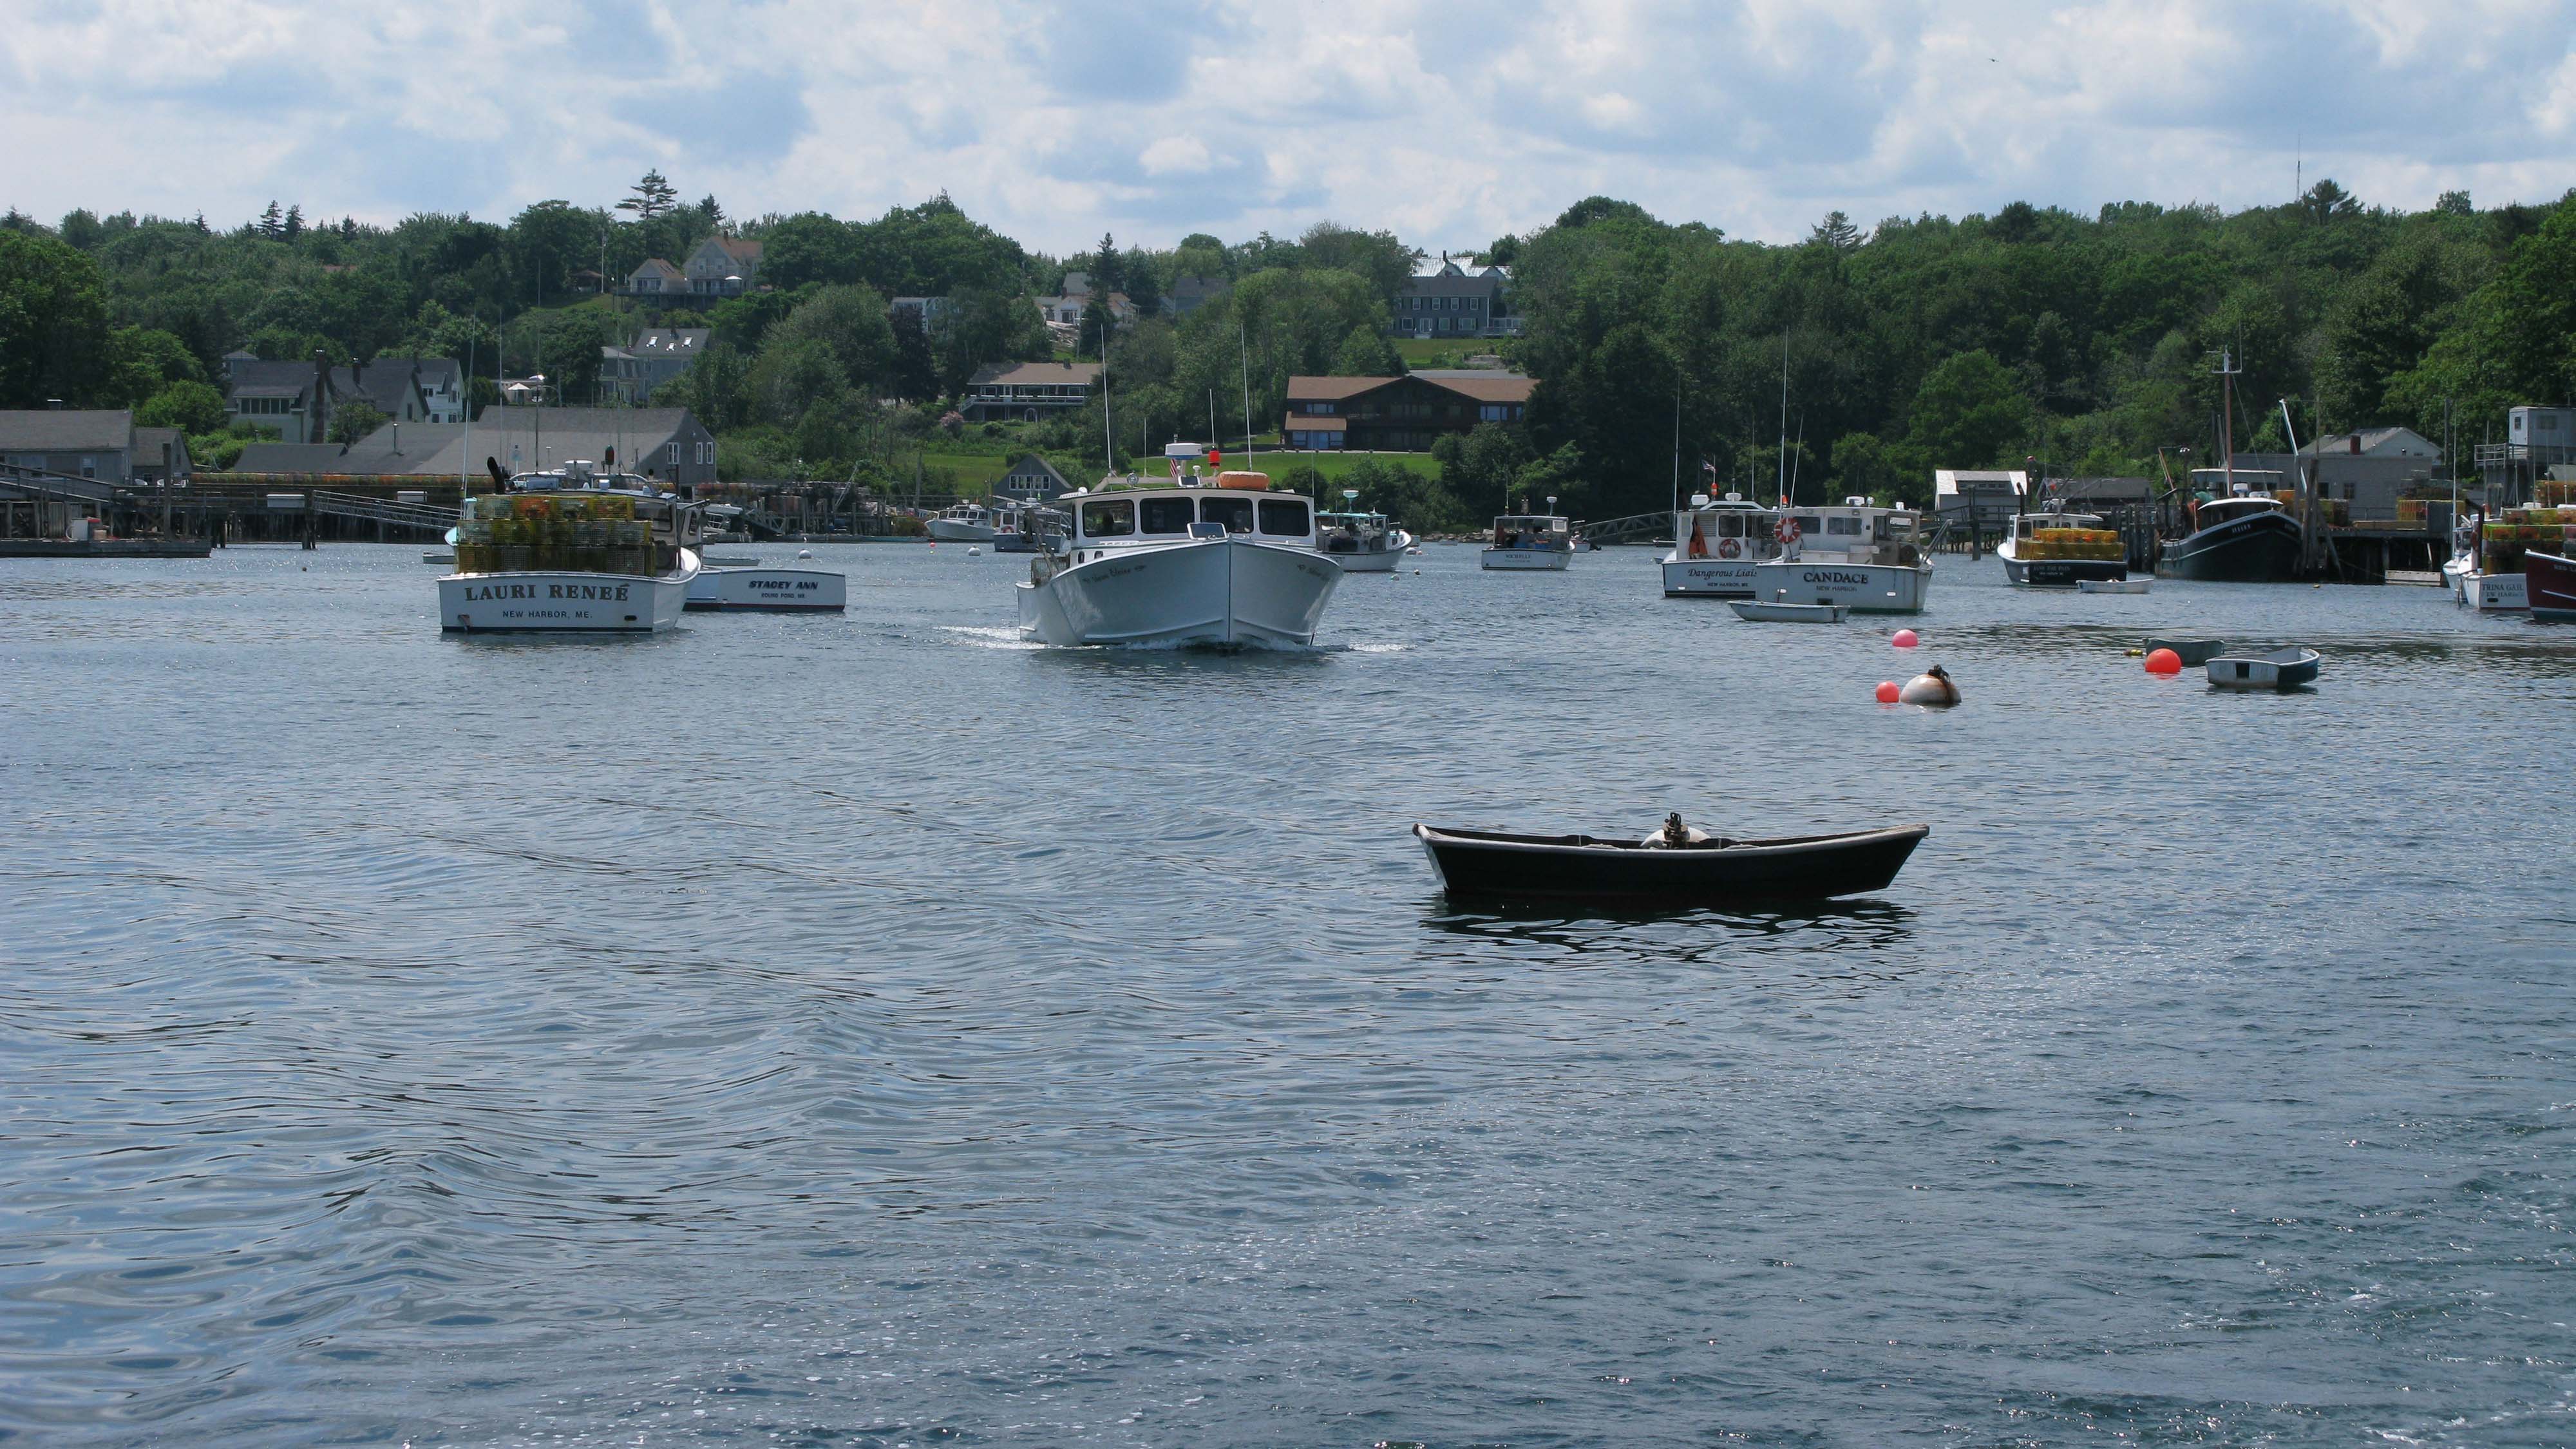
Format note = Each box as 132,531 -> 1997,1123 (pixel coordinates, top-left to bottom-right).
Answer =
1802,569 -> 1870,584
545,582 -> 632,601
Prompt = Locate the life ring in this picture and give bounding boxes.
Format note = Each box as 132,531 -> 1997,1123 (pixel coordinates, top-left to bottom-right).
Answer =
1718,537 -> 1741,560
1776,516 -> 1802,545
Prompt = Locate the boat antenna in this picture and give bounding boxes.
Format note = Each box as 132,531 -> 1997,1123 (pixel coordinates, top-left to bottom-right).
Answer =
1670,372 -> 1682,516
1788,412 -> 1805,504
462,330 -> 475,497
1776,332 -> 1790,509
2214,347 -> 2240,496
1101,316 -> 1113,477
1238,320 -> 1255,474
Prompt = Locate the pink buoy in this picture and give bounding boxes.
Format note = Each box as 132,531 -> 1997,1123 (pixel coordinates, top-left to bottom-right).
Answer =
1875,681 -> 1900,704
1892,629 -> 1919,649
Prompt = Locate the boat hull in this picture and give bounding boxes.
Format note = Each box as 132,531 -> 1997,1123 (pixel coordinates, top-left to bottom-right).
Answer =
2528,551 -> 2576,620
1017,537 -> 1341,647
440,555 -> 697,632
1415,823 -> 1929,906
1751,558 -> 1933,613
1482,547 -> 1571,571
2461,571 -> 2528,612
1323,544 -> 1405,573
1662,555 -> 1765,597
2154,510 -> 2304,582
927,519 -> 997,542
685,565 -> 846,611
1728,600 -> 1847,622
1999,541 -> 2127,587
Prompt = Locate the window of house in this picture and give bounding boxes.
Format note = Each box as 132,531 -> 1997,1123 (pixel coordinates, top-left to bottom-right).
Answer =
1480,404 -> 1510,422
667,442 -> 680,464
1257,498 -> 1310,536
80,457 -> 97,478
1198,496 -> 1253,533
1081,498 -> 1135,537
1140,497 -> 1195,533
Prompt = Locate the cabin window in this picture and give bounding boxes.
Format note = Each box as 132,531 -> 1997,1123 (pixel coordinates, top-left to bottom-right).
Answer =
1081,498 -> 1135,537
1791,515 -> 1821,536
1199,496 -> 1253,533
1717,514 -> 1741,537
1826,515 -> 1860,536
1139,497 -> 1195,534
1258,498 -> 1311,536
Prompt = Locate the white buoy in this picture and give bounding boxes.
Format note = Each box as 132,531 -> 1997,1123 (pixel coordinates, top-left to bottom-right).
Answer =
1897,664 -> 1960,706
967,545 -> 981,556
797,549 -> 812,560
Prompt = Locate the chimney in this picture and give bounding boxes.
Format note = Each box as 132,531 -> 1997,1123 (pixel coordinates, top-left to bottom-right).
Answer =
2348,434 -> 2361,454
390,423 -> 400,455
311,346 -> 332,444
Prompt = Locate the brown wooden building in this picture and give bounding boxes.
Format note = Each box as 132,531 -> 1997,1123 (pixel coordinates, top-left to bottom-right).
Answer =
1282,371 -> 1535,452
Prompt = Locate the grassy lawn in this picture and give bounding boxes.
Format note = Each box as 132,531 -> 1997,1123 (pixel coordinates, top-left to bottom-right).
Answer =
914,451 -> 1013,489
1238,450 -> 1441,482
1392,339 -> 1504,367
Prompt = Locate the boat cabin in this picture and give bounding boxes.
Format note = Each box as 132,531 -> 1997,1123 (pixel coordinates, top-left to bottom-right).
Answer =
2188,468 -> 2287,499
2008,509 -> 2108,542
1780,497 -> 1924,564
1676,492 -> 1777,555
1065,483 -> 1316,562
1491,514 -> 1571,549
1317,509 -> 1392,547
2194,495 -> 2284,527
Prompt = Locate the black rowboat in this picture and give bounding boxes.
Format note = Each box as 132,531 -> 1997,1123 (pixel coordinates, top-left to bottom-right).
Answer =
1413,822 -> 1929,905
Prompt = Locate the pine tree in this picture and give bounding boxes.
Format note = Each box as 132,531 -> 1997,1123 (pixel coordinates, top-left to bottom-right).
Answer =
1092,232 -> 1123,294
618,168 -> 678,220
697,194 -> 725,227
258,200 -> 283,238
282,204 -> 304,241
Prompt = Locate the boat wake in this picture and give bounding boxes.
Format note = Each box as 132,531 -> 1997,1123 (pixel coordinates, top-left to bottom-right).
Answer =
938,625 -> 1045,651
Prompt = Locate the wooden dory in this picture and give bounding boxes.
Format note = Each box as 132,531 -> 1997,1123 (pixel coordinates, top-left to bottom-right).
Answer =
1412,822 -> 1929,906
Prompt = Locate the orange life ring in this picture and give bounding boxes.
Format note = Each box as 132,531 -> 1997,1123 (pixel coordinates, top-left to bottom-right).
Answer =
1718,536 -> 1741,559
1776,516 -> 1802,545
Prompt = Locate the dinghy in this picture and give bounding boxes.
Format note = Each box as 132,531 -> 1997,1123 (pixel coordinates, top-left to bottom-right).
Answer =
2146,636 -> 2228,667
2079,578 -> 2151,594
1728,599 -> 1848,623
1412,819 -> 1927,906
2204,647 -> 2320,690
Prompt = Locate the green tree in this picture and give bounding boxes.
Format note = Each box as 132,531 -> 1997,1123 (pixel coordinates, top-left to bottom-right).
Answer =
764,284 -> 898,394
618,168 -> 679,220
0,229 -> 111,406
1299,221 -> 1421,303
329,400 -> 390,444
750,336 -> 848,424
137,379 -> 227,434
101,326 -> 204,405
1330,325 -> 1404,376
1904,350 -> 2030,468
762,213 -> 865,290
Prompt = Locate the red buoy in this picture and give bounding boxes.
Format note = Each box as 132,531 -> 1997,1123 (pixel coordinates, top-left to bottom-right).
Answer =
2144,648 -> 2182,675
1892,629 -> 1919,649
1875,680 -> 1901,703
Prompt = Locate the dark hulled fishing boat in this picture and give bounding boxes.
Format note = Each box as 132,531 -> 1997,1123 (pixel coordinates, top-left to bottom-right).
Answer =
2528,549 -> 2576,621
2154,495 -> 2304,583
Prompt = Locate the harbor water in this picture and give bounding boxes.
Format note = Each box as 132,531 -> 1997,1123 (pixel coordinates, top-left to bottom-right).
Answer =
3,544 -> 2570,1446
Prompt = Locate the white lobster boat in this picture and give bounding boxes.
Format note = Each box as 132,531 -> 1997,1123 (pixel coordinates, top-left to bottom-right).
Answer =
1661,492 -> 1781,597
1750,497 -> 1935,614
1482,509 -> 1575,570
927,502 -> 999,542
685,554 -> 846,611
1316,492 -> 1414,573
439,459 -> 701,633
1017,463 -> 1341,647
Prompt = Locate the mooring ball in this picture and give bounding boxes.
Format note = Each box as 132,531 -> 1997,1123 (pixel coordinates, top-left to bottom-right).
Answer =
797,549 -> 812,560
2144,648 -> 2183,674
1892,629 -> 1920,649
1875,680 -> 1901,704
1899,670 -> 1960,706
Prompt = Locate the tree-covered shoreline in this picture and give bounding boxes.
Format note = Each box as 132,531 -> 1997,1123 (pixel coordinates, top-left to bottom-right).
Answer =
3,177 -> 2570,522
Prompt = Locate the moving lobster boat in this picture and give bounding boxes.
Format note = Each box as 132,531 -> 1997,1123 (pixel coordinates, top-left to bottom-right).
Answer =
1997,506 -> 2128,587
439,458 -> 701,633
1315,491 -> 1414,573
1483,504 -> 1575,570
1016,450 -> 1341,647
1413,815 -> 1929,907
927,501 -> 1001,542
1750,498 -> 1934,613
1661,491 -> 1781,597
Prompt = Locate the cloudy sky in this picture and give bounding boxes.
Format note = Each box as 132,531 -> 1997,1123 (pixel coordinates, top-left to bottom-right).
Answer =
6,0 -> 2573,254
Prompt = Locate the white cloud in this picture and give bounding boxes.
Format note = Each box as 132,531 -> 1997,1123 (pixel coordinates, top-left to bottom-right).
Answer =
2,0 -> 2571,252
